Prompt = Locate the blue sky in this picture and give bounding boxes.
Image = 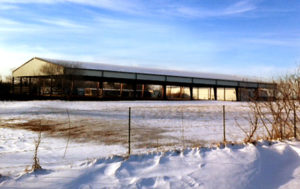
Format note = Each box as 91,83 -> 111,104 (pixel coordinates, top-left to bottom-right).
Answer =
0,0 -> 299,80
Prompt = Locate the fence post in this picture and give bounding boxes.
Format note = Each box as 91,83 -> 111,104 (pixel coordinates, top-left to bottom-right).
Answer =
280,123 -> 283,140
181,109 -> 184,149
294,103 -> 297,139
128,107 -> 131,155
223,105 -> 226,143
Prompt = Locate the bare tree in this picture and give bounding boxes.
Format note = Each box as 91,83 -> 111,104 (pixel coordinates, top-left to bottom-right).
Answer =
40,63 -> 63,75
246,70 -> 300,141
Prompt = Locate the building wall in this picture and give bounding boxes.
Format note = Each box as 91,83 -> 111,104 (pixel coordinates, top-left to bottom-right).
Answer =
11,58 -> 275,101
13,58 -> 64,77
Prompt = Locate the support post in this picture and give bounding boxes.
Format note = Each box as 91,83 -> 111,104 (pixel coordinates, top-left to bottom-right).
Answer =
214,87 -> 217,101
133,82 -> 137,99
61,76 -> 64,97
42,78 -> 45,96
128,107 -> 131,155
29,77 -> 32,95
100,81 -> 103,97
20,77 -> 23,95
97,81 -> 100,97
120,83 -> 123,97
70,79 -> 74,98
50,77 -> 53,96
223,105 -> 226,142
190,86 -> 193,100
11,77 -> 15,95
236,87 -> 240,101
141,84 -> 145,99
163,84 -> 167,100
37,78 -> 41,96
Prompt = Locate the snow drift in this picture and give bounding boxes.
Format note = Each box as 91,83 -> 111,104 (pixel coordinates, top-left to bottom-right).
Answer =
1,141 -> 300,189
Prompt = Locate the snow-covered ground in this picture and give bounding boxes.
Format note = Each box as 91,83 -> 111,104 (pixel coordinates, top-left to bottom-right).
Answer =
1,140 -> 300,189
0,100 -> 262,152
0,101 -> 298,188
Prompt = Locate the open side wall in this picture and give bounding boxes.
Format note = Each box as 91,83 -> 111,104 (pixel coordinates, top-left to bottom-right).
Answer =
11,58 -> 276,101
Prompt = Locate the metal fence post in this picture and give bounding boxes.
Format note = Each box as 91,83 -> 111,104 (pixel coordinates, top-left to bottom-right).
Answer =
181,109 -> 184,149
128,107 -> 131,155
294,103 -> 297,139
223,105 -> 226,143
280,123 -> 283,140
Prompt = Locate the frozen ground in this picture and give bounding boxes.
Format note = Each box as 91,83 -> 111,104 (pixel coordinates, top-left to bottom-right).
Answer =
0,101 -> 298,188
1,139 -> 300,188
0,100 -> 261,153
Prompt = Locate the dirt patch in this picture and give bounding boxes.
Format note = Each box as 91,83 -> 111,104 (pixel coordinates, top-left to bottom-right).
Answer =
0,118 -> 170,148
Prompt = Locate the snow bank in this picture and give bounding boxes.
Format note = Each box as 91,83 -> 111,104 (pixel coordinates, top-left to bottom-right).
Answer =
1,141 -> 300,189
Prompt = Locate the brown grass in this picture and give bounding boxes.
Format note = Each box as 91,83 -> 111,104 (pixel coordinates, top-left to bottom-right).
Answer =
0,118 -> 172,148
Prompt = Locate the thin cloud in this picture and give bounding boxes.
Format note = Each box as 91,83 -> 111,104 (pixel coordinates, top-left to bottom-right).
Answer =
67,0 -> 143,15
163,0 -> 257,18
224,0 -> 256,15
0,4 -> 19,10
93,16 -> 171,33
38,18 -> 87,29
0,0 -> 144,15
0,17 -> 48,33
1,0 -> 257,18
0,17 -> 20,25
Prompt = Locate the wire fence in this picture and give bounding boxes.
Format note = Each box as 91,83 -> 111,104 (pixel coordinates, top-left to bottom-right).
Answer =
0,103 -> 298,176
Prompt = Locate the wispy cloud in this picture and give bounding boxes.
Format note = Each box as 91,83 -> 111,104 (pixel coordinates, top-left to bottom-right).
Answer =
224,0 -> 256,15
0,17 -> 20,25
158,0 -> 257,18
0,17 -> 47,33
0,0 -> 144,15
0,4 -> 19,10
38,18 -> 87,29
0,0 -> 257,18
93,16 -> 171,34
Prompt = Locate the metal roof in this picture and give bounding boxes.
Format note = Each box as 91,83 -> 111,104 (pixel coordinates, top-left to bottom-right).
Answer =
39,57 -> 260,83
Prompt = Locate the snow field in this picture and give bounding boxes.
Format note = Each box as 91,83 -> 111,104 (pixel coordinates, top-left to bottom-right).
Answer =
1,100 -> 299,188
1,141 -> 300,188
0,100 -> 266,153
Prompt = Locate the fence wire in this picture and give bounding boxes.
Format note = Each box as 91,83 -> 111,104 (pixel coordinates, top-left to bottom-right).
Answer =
0,103 -> 298,176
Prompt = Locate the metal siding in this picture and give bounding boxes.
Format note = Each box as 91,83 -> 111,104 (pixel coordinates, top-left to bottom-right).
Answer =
103,71 -> 135,79
193,78 -> 216,85
77,69 -> 102,77
137,74 -> 165,81
240,82 -> 258,88
166,76 -> 192,83
217,80 -> 238,87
